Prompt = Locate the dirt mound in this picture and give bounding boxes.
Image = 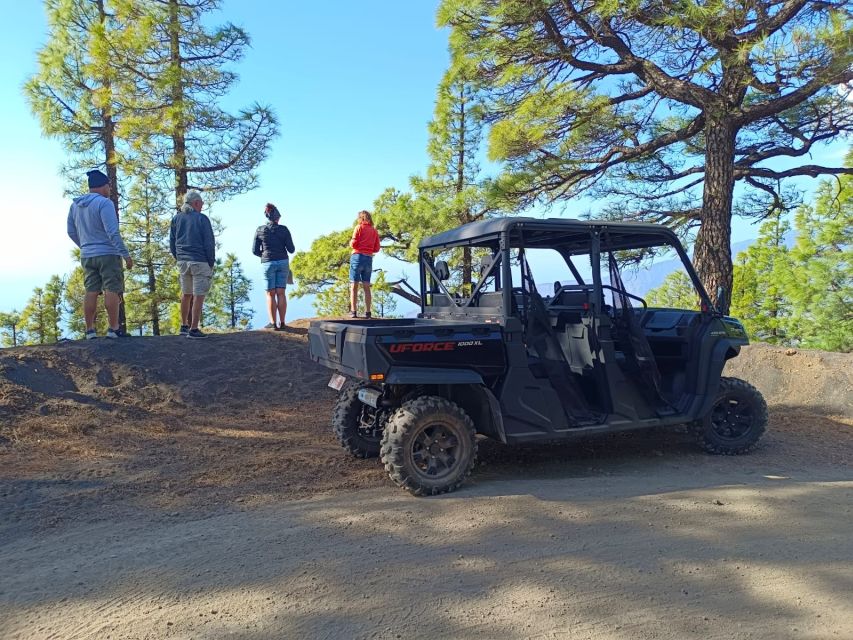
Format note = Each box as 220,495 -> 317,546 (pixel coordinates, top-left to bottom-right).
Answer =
0,329 -> 387,534
0,327 -> 327,421
725,343 -> 853,418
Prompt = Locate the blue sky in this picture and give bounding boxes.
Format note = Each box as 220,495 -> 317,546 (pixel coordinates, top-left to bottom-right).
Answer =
0,1 -> 847,326
0,1 -> 448,323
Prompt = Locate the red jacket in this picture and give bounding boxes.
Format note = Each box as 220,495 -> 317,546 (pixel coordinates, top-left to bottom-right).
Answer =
350,222 -> 380,256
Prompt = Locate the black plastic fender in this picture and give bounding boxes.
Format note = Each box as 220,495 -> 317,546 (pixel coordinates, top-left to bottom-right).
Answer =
693,339 -> 741,419
385,367 -> 485,385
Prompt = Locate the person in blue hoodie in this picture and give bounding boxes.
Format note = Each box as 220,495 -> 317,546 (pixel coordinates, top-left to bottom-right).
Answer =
170,190 -> 215,339
67,169 -> 133,339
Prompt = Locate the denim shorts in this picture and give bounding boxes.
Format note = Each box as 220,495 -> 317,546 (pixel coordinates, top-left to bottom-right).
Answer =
349,253 -> 373,283
263,259 -> 289,290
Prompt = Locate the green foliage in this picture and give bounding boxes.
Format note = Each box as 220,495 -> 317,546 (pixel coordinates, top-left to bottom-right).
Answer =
730,213 -> 793,344
645,271 -> 699,310
309,266 -> 398,318
122,177 -> 180,335
114,0 -> 279,204
64,261 -> 109,338
206,253 -> 253,330
729,157 -> 852,351
18,276 -> 66,345
0,311 -> 23,348
440,0 -> 853,312
310,265 -> 353,317
20,287 -> 50,345
43,275 -> 66,342
24,0 -> 126,177
785,173 -> 853,352
371,272 -> 399,318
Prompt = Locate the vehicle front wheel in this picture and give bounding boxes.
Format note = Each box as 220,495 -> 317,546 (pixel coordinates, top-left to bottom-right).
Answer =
332,383 -> 384,458
381,396 -> 477,496
694,377 -> 768,455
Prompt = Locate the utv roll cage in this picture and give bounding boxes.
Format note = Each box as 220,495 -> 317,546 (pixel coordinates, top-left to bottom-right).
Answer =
416,217 -> 716,319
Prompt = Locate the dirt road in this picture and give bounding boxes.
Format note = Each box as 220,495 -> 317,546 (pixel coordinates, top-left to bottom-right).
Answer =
1,332 -> 851,639
2,462 -> 852,639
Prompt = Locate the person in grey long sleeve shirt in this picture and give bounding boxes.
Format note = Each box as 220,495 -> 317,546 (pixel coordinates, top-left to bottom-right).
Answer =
67,170 -> 133,339
170,190 -> 215,339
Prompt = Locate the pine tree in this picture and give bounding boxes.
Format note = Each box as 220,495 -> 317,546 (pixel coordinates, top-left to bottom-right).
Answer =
730,212 -> 792,343
20,287 -> 50,345
118,0 -> 279,206
371,272 -> 398,318
0,311 -> 23,348
645,272 -> 699,310
207,253 -> 253,329
786,168 -> 852,351
64,264 -> 108,338
25,0 -> 130,203
121,176 -> 179,335
25,0 -> 154,333
440,0 -> 853,312
43,275 -> 66,342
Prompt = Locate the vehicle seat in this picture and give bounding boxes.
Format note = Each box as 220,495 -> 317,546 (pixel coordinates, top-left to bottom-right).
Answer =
434,260 -> 450,281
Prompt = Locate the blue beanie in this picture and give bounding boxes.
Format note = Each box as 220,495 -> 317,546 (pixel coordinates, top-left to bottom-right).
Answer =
87,170 -> 109,188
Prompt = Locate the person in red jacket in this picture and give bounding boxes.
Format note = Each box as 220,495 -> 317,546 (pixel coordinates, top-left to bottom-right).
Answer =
349,210 -> 381,318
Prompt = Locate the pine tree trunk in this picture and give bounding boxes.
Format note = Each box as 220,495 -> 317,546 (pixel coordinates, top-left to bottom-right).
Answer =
693,118 -> 736,314
169,0 -> 188,207
148,262 -> 159,336
96,0 -> 126,333
145,208 -> 160,336
229,269 -> 236,328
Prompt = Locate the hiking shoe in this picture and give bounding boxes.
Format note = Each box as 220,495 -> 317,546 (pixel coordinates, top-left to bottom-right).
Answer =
179,325 -> 189,336
187,328 -> 208,339
364,312 -> 372,319
349,311 -> 357,319
264,323 -> 276,330
275,324 -> 286,331
106,328 -> 127,339
85,329 -> 97,340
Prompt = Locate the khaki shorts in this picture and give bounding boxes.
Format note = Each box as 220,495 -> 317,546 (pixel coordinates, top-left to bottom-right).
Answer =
81,255 -> 124,293
178,261 -> 213,296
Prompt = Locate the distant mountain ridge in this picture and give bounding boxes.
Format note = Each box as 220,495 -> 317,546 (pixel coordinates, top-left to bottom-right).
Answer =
623,234 -> 796,295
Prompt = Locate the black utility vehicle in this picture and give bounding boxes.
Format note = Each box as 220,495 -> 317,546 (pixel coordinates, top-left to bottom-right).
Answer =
309,218 -> 767,495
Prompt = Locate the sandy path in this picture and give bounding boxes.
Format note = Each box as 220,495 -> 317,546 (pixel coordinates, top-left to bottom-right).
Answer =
3,464 -> 851,640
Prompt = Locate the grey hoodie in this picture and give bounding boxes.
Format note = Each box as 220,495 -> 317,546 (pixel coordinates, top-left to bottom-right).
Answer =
67,193 -> 130,259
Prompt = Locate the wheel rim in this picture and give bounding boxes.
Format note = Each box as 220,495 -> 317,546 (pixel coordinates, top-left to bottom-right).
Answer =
409,422 -> 462,480
710,395 -> 754,440
357,405 -> 383,443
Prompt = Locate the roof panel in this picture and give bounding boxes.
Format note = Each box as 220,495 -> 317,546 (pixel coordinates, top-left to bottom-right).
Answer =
418,217 -> 680,250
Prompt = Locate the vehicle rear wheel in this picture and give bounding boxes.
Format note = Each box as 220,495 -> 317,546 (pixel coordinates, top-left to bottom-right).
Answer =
694,377 -> 768,455
332,383 -> 384,458
381,396 -> 477,496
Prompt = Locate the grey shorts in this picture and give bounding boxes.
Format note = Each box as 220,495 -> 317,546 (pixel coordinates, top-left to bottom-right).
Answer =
178,261 -> 213,296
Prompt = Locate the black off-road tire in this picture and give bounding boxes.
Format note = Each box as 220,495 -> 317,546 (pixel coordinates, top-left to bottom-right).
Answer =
380,396 -> 477,496
332,383 -> 383,458
694,377 -> 768,455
